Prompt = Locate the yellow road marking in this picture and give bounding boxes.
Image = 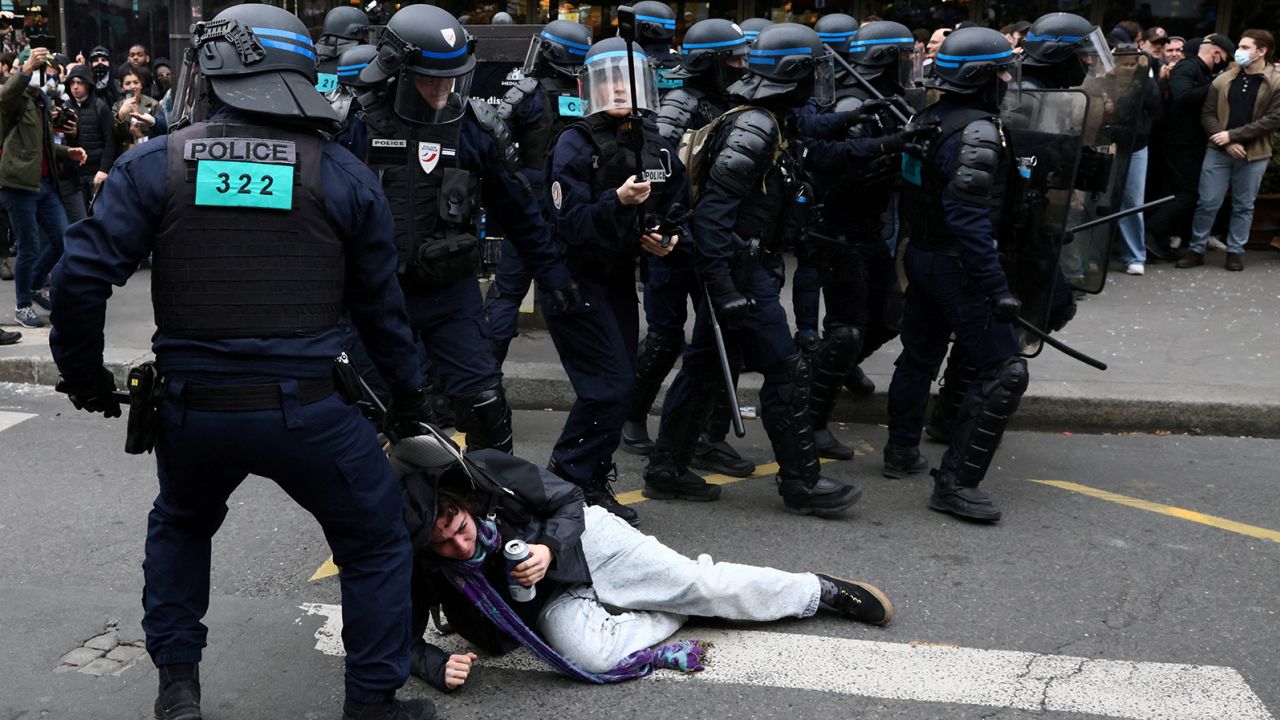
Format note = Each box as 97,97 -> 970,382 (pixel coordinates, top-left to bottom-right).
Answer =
1031,479 -> 1280,544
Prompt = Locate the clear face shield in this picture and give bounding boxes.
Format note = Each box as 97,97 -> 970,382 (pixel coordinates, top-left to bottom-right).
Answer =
393,68 -> 475,125
522,34 -> 587,78
1077,27 -> 1115,78
170,47 -> 207,130
714,46 -> 750,92
809,51 -> 836,107
580,50 -> 658,116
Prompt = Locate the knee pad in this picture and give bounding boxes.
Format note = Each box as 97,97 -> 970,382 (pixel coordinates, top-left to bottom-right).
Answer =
452,385 -> 513,452
764,352 -> 812,410
816,325 -> 864,365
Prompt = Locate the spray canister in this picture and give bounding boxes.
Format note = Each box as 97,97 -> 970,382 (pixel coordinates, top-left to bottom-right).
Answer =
503,539 -> 536,602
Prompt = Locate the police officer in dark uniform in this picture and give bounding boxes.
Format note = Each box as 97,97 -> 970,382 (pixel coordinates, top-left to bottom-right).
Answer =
795,20 -> 925,461
646,23 -> 861,516
886,27 -> 1026,522
544,36 -> 691,523
486,19 -> 593,363
316,5 -> 370,93
632,1 -> 683,92
738,17 -> 773,42
621,18 -> 754,478
358,5 -> 580,454
332,43 -> 380,153
48,6 -> 433,719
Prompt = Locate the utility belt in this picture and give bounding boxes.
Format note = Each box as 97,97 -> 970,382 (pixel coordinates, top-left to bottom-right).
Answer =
728,234 -> 786,291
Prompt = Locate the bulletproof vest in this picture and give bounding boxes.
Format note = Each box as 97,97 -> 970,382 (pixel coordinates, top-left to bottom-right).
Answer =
153,121 -> 344,339
363,110 -> 483,291
902,104 -> 1008,252
717,110 -> 802,254
810,85 -> 897,243
506,76 -> 583,171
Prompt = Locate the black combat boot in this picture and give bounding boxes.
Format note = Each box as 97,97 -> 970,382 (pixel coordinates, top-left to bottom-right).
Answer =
622,331 -> 685,455
808,325 -> 863,461
690,432 -> 755,477
928,468 -> 1002,522
816,574 -> 894,625
843,365 -> 875,396
882,443 -> 929,479
620,419 -> 654,455
154,663 -> 201,720
585,463 -> 640,526
341,697 -> 436,720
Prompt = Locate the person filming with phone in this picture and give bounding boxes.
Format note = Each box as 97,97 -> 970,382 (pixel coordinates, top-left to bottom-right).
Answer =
111,68 -> 163,154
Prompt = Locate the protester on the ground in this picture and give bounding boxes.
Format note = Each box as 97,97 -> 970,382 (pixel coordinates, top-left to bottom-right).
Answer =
112,70 -> 160,154
0,47 -> 85,329
61,64 -> 114,218
1177,30 -> 1280,271
393,439 -> 892,691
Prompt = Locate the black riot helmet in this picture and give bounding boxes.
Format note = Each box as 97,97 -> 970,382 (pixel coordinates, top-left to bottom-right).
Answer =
730,22 -> 833,107
492,12 -> 514,24
668,18 -> 749,92
317,6 -> 370,62
184,3 -> 338,129
930,26 -> 1015,95
815,13 -> 859,55
632,1 -> 677,43
522,19 -> 593,78
847,20 -> 917,87
361,4 -> 478,125
738,18 -> 774,42
581,37 -> 659,115
336,44 -> 379,89
1022,12 -> 1099,68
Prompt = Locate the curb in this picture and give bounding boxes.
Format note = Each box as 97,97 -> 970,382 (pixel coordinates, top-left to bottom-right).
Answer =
5,354 -> 1277,439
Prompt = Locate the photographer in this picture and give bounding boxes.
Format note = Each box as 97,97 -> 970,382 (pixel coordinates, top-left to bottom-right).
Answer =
0,47 -> 86,328
111,69 -> 162,155
59,64 -> 114,219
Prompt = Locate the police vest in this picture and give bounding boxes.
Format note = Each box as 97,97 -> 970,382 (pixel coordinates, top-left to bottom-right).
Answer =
153,122 -> 344,339
811,85 -> 897,246
501,76 -> 584,172
363,111 -> 482,292
712,110 -> 803,256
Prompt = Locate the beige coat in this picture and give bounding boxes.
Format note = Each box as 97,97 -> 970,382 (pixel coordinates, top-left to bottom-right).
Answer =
1201,62 -> 1280,161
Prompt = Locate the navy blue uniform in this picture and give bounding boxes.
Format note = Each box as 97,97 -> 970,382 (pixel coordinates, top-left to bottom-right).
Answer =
49,111 -> 422,703
542,119 -> 689,491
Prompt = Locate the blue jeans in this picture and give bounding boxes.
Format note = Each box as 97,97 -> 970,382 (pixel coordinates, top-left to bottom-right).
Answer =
1118,146 -> 1149,265
1189,148 -> 1269,255
1,178 -> 69,308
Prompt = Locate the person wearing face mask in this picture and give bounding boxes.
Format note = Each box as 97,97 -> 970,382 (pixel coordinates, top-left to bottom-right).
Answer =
1177,30 -> 1280,271
1145,33 -> 1235,260
86,46 -> 120,107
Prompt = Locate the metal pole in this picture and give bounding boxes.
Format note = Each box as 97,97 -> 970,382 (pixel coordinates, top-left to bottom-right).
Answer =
1066,195 -> 1174,235
1014,317 -> 1108,371
702,284 -> 748,438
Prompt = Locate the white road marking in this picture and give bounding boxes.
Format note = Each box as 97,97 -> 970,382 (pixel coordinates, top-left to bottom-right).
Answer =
297,603 -> 1273,719
0,411 -> 35,433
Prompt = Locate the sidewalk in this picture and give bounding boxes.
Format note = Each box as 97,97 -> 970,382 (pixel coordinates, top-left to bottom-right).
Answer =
4,249 -> 1279,437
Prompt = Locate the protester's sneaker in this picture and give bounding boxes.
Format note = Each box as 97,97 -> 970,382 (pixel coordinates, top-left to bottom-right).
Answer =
1125,263 -> 1144,276
620,419 -> 654,455
13,306 -> 44,328
342,698 -> 436,720
691,435 -> 755,477
816,574 -> 894,625
1168,235 -> 1183,249
1174,252 -> 1204,269
31,287 -> 51,311
643,466 -> 721,502
1207,235 -> 1227,251
813,426 -> 854,460
882,444 -> 928,479
0,329 -> 19,345
154,664 -> 201,720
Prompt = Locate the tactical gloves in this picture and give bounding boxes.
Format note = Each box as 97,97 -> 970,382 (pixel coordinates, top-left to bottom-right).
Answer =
55,366 -> 122,418
384,386 -> 432,442
841,98 -> 892,126
547,280 -> 587,315
990,292 -> 1022,324
705,275 -> 751,327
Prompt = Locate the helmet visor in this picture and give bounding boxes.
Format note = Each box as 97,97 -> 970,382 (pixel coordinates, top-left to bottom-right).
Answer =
393,67 -> 475,125
171,48 -> 205,128
1079,27 -> 1115,77
522,32 -> 590,76
580,49 -> 657,115
811,51 -> 836,107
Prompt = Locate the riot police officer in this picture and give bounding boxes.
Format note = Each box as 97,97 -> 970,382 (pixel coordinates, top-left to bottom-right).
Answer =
359,5 -> 580,454
885,27 -> 1026,522
795,20 -> 925,461
632,0 -> 683,91
48,6 -> 433,719
646,23 -> 861,516
622,17 -> 755,478
1020,12 -> 1101,89
487,19 -> 593,363
543,36 -> 690,524
316,5 -> 371,92
332,43 -> 380,152
738,17 -> 774,42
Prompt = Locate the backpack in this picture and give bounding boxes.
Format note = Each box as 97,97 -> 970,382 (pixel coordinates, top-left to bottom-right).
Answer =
677,104 -> 785,201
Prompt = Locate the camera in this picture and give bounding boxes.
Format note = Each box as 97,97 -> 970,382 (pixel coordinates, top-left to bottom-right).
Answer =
49,95 -> 78,131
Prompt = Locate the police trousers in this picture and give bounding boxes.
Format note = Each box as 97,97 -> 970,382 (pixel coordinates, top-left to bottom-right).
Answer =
404,274 -> 504,398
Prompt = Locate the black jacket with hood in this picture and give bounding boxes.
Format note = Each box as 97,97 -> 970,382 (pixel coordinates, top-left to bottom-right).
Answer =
64,64 -> 116,182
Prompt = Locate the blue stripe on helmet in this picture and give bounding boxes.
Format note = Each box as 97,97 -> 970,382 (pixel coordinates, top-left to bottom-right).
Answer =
933,59 -> 960,68
817,31 -> 857,40
252,26 -> 314,47
636,14 -> 676,29
585,49 -> 650,64
849,36 -> 913,46
743,31 -> 760,39
682,37 -> 749,50
420,45 -> 470,60
749,46 -> 815,56
541,30 -> 592,53
936,49 -> 1014,62
747,56 -> 776,65
337,63 -> 368,74
1025,32 -> 1085,43
258,38 -> 317,61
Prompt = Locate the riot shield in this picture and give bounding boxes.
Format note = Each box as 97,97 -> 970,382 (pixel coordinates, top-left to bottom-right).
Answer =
1058,57 -> 1144,295
999,88 -> 1088,353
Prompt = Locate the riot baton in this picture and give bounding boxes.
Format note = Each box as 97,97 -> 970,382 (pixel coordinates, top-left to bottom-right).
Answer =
702,283 -> 748,438
1013,317 -> 1108,371
828,49 -> 912,125
615,6 -> 651,242
1066,195 -> 1174,236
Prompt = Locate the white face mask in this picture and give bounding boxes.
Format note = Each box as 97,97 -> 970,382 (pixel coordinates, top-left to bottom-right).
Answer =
1234,49 -> 1256,67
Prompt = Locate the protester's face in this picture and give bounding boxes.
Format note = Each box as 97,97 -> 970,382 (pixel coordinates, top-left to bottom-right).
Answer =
69,77 -> 88,99
428,508 -> 477,561
0,63 -> 10,78
413,75 -> 454,110
91,56 -> 111,73
927,29 -> 948,58
122,74 -> 141,94
1164,40 -> 1183,63
128,45 -> 148,67
1239,37 -> 1264,65
156,66 -> 172,87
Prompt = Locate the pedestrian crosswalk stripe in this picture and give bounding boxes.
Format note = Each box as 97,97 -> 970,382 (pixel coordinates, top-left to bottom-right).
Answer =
0,411 -> 35,433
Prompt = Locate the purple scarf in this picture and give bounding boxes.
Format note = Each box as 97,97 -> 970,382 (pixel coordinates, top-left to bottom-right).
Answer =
440,517 -> 707,683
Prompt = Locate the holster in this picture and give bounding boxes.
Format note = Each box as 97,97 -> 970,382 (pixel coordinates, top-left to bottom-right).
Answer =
124,362 -> 162,455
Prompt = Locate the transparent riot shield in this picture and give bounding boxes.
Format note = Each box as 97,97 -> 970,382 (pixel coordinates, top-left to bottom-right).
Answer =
1059,50 -> 1143,295
999,88 -> 1088,353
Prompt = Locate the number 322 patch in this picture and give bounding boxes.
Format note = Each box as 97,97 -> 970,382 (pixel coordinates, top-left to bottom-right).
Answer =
189,138 -> 296,211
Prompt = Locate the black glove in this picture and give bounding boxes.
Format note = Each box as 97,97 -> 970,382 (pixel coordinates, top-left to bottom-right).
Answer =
383,387 -> 431,443
705,274 -> 751,327
990,292 -> 1022,324
547,280 -> 587,315
882,118 -> 941,153
841,98 -> 892,126
55,367 -> 122,418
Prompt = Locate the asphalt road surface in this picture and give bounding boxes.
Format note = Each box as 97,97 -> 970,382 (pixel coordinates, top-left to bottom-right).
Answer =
1,382 -> 1276,719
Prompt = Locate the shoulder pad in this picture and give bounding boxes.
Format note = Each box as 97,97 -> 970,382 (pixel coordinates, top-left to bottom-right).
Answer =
709,108 -> 781,196
656,89 -> 703,144
470,98 -> 520,169
948,117 -> 1006,207
833,95 -> 867,114
497,77 -> 539,121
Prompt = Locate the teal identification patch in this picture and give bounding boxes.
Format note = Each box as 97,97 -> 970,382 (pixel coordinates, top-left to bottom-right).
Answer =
656,75 -> 683,90
315,73 -> 339,94
195,161 -> 294,210
557,95 -> 584,117
901,153 -> 922,187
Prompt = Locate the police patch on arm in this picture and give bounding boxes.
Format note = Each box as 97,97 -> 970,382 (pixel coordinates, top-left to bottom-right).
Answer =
186,138 -> 297,211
